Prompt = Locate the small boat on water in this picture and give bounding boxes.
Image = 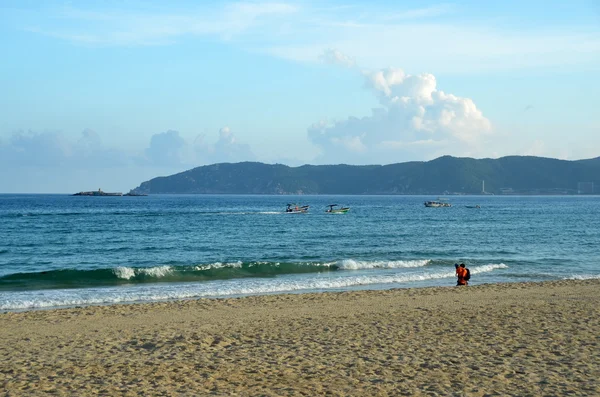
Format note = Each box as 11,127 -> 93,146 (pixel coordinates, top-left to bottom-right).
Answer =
424,198 -> 451,207
465,205 -> 481,209
325,204 -> 350,214
286,204 -> 309,213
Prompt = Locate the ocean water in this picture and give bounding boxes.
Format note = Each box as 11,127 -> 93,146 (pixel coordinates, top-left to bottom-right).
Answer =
1,194 -> 599,311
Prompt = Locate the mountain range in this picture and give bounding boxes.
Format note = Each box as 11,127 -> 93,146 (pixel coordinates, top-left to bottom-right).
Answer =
131,155 -> 600,195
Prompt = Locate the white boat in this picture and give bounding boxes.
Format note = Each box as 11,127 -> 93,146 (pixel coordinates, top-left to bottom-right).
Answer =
286,204 -> 309,213
424,199 -> 451,207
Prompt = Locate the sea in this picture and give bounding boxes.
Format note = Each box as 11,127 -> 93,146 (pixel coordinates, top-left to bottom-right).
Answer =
1,194 -> 599,311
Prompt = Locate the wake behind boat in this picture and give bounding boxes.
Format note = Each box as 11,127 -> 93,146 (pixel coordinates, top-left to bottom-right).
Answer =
286,204 -> 309,213
325,204 -> 350,214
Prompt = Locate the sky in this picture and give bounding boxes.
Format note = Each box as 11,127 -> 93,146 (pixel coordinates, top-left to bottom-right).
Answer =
0,0 -> 599,193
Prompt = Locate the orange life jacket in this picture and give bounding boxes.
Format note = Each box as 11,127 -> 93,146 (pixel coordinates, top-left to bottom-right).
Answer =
456,267 -> 468,285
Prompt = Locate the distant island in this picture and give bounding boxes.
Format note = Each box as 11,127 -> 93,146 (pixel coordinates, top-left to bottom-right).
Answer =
129,155 -> 600,195
73,189 -> 122,196
73,189 -> 147,197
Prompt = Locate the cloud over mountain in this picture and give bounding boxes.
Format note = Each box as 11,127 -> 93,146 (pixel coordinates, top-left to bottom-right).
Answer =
212,127 -> 255,163
143,130 -> 187,166
142,127 -> 255,167
308,58 -> 492,164
0,127 -> 256,192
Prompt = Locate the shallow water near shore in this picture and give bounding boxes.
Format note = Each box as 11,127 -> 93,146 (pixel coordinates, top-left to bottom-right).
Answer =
1,194 -> 599,310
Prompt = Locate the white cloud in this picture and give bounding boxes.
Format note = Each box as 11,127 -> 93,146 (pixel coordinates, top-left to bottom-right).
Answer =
142,127 -> 256,166
78,128 -> 102,150
0,127 -> 256,170
17,2 -> 599,72
1,130 -> 69,166
211,126 -> 256,163
262,9 -> 600,74
0,127 -> 258,192
308,60 -> 492,164
320,48 -> 355,68
376,139 -> 445,149
0,129 -> 128,167
143,130 -> 186,166
218,126 -> 234,143
25,2 -> 299,46
331,135 -> 367,153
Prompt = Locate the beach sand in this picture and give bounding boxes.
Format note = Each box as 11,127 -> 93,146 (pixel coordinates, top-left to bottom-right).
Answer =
1,280 -> 599,396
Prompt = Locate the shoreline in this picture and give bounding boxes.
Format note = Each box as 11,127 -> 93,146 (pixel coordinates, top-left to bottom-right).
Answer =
0,276 -> 550,313
1,279 -> 599,395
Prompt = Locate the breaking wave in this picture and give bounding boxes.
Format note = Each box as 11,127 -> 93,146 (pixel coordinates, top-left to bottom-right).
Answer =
0,260 -> 434,291
0,262 -> 510,311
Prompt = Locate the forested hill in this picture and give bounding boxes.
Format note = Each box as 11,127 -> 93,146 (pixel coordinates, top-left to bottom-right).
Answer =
131,156 -> 600,195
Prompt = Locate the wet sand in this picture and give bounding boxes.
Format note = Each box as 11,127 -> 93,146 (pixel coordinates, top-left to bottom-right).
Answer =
1,279 -> 599,396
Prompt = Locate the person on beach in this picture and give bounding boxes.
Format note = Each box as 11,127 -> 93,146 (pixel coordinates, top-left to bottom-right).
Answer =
455,263 -> 469,286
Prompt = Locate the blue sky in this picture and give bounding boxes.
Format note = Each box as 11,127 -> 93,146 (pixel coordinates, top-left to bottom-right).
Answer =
0,0 -> 599,192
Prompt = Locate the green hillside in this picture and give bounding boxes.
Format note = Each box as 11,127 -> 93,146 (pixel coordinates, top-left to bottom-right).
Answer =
131,156 -> 600,195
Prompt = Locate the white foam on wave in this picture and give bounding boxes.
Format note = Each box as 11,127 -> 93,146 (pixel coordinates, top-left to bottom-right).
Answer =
320,261 -> 338,267
113,266 -> 173,280
564,274 -> 600,280
470,263 -> 509,274
113,267 -> 135,280
139,265 -> 173,278
1,261 -> 510,311
194,261 -> 243,271
192,261 -> 336,270
337,259 -> 430,270
0,273 -> 444,310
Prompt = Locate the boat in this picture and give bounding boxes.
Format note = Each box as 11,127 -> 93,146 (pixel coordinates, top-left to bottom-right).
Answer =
325,204 -> 350,214
286,204 -> 309,213
465,205 -> 481,209
424,198 -> 451,207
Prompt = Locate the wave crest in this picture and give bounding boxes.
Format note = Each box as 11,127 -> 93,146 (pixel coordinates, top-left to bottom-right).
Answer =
337,259 -> 430,270
113,266 -> 173,280
471,263 -> 509,274
194,261 -> 243,271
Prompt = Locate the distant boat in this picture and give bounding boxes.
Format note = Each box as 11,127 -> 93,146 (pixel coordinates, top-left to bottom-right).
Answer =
73,189 -> 122,197
424,198 -> 451,207
286,204 -> 309,213
325,204 -> 350,214
465,205 -> 481,209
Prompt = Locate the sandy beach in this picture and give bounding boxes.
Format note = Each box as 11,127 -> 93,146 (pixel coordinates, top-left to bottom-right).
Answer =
1,280 -> 599,396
